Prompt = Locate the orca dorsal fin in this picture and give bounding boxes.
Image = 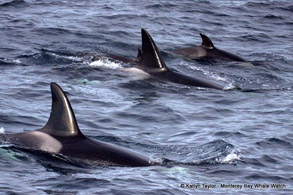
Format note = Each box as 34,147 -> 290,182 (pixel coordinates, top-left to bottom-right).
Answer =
135,48 -> 142,62
138,29 -> 168,70
200,33 -> 215,49
40,82 -> 83,137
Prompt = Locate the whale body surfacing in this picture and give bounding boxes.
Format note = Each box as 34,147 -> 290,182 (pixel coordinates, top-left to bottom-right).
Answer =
172,33 -> 245,62
0,83 -> 155,166
135,29 -> 224,90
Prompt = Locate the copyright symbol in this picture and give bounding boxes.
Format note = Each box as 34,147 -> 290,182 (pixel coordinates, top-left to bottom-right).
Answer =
180,184 -> 185,188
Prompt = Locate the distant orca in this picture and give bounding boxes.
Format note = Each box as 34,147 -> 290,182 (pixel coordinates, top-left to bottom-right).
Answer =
134,29 -> 224,90
0,83 -> 155,166
172,33 -> 245,62
107,48 -> 142,64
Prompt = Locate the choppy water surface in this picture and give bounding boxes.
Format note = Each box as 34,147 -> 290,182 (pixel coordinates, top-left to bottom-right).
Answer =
0,0 -> 293,194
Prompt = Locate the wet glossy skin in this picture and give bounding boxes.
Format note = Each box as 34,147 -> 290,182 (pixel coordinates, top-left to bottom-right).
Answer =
0,83 -> 155,167
136,29 -> 224,90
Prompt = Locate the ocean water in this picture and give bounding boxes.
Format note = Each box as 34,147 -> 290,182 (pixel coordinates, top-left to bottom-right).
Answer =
0,0 -> 292,194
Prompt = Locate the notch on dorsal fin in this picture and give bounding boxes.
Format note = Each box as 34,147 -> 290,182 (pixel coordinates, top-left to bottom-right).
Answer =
40,82 -> 83,137
200,33 -> 215,49
138,29 -> 168,70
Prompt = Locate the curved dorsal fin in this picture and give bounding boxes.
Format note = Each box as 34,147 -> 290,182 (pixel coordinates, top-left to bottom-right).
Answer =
135,48 -> 142,62
40,82 -> 83,137
200,33 -> 215,49
138,29 -> 168,70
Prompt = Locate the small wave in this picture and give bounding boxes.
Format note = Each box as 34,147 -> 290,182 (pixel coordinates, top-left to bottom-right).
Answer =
245,1 -> 271,8
0,0 -> 26,7
188,65 -> 228,82
145,2 -> 177,10
39,49 -> 86,62
19,51 -> 84,66
245,173 -> 290,182
0,57 -> 22,66
187,64 -> 235,89
50,53 -> 84,62
192,140 -> 240,165
74,79 -> 101,85
261,155 -> 279,164
160,140 -> 238,166
89,58 -> 122,69
263,14 -> 284,20
283,5 -> 293,12
256,137 -> 292,148
245,1 -> 292,14
33,27 -> 72,36
214,0 -> 246,6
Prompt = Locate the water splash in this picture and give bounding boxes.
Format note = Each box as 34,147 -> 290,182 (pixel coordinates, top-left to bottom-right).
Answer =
189,65 -> 227,82
0,127 -> 5,134
224,82 -> 237,90
13,59 -> 22,64
89,57 -> 122,69
74,79 -> 101,85
187,64 -> 236,90
45,52 -> 85,62
217,149 -> 241,164
149,155 -> 163,165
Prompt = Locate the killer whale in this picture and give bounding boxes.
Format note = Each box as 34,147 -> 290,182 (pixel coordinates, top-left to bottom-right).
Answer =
107,48 -> 142,64
172,33 -> 245,62
135,29 -> 224,90
0,83 -> 155,166
90,48 -> 142,64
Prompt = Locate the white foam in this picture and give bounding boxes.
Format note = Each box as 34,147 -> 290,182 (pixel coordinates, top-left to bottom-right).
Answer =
89,58 -> 122,69
0,127 -> 5,134
77,79 -> 101,85
187,65 -> 239,90
216,0 -> 246,6
188,65 -> 228,82
51,53 -> 83,62
220,150 -> 241,163
13,59 -> 22,64
149,155 -> 163,165
224,82 -> 237,90
65,56 -> 83,61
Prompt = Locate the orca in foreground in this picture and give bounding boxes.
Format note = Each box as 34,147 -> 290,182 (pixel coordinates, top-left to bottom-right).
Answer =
172,33 -> 245,62
135,29 -> 224,90
0,83 -> 155,166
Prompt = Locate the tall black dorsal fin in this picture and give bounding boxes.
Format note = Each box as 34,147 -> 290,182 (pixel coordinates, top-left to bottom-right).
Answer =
139,29 -> 168,70
40,82 -> 83,137
200,33 -> 215,49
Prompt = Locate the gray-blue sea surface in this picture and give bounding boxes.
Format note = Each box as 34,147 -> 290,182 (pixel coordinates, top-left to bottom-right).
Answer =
0,0 -> 292,194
